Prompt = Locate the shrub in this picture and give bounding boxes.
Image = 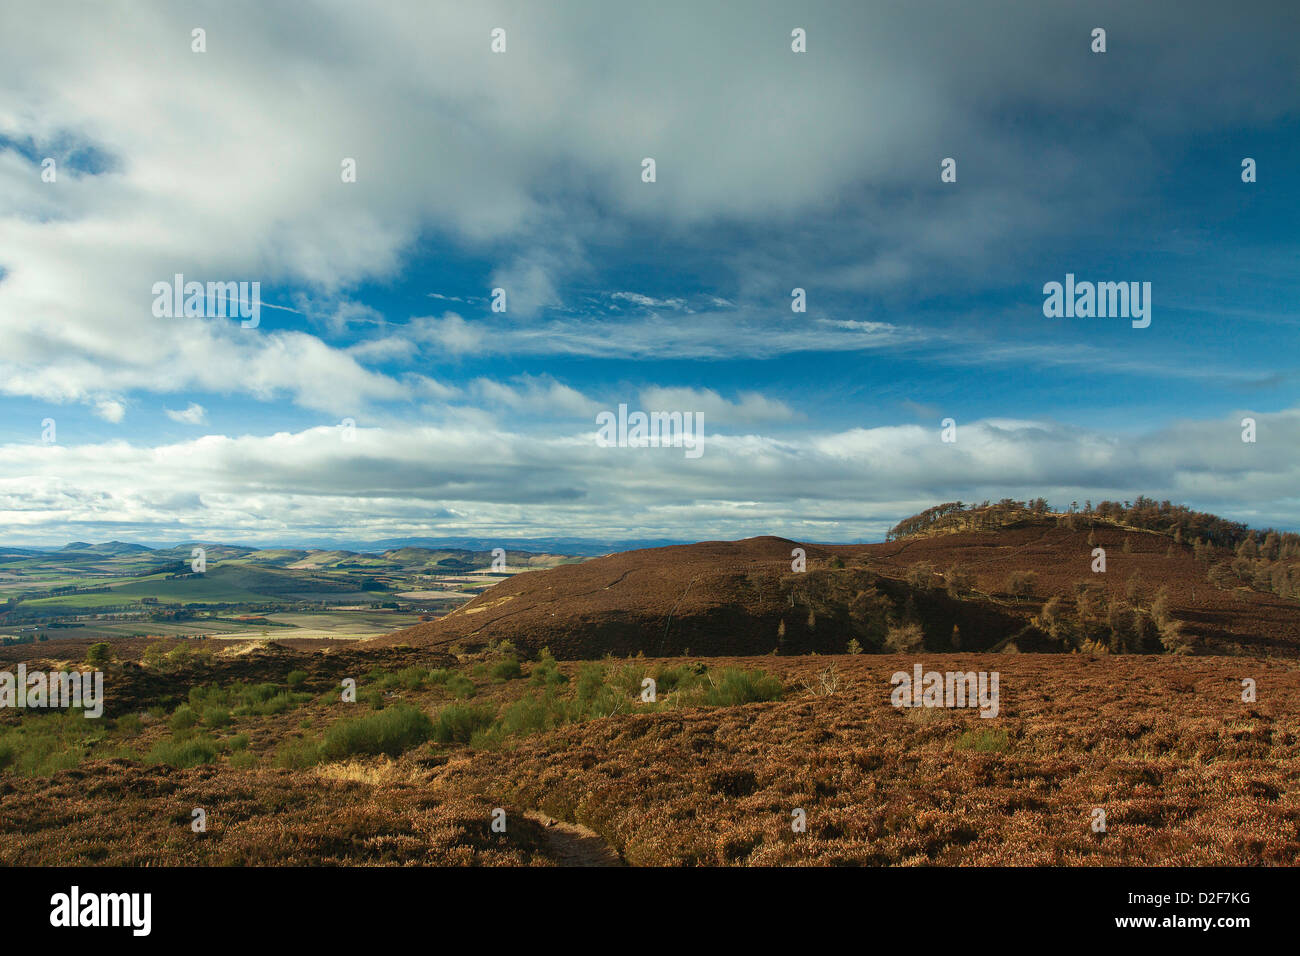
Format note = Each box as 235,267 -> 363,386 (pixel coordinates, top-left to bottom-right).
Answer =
274,737 -> 323,769
142,642 -> 171,669
285,669 -> 308,688
528,649 -> 567,687
884,622 -> 925,653
169,705 -> 198,730
444,674 -> 476,699
322,703 -> 434,759
703,668 -> 783,706
248,691 -> 309,716
944,564 -> 975,597
114,713 -> 143,736
228,750 -> 259,769
397,665 -> 431,690
147,734 -> 219,768
906,562 -> 937,589
165,643 -> 193,668
1159,618 -> 1195,655
652,662 -> 705,694
573,662 -> 628,718
1006,571 -> 1038,599
492,692 -> 568,739
490,657 -> 523,681
431,703 -> 496,745
84,642 -> 112,665
202,706 -> 232,728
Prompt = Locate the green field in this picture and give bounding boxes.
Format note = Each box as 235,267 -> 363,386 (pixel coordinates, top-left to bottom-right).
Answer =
0,542 -> 576,644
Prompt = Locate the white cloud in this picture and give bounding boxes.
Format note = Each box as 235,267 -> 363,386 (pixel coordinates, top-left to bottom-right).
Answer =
164,402 -> 206,425
94,399 -> 125,423
2,0 -> 1291,413
1,407 -> 1295,545
638,387 -> 798,425
612,292 -> 688,311
473,376 -> 601,418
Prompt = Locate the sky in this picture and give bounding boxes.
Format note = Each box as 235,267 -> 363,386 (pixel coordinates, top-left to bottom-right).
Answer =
0,0 -> 1297,548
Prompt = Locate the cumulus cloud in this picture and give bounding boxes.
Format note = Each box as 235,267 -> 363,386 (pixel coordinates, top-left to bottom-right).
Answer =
164,402 -> 206,425
94,399 -> 125,423
0,2 -> 1295,543
1,407 -> 1295,545
2,0 -> 1293,411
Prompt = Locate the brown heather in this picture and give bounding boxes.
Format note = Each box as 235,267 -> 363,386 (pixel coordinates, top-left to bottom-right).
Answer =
2,652 -> 1297,866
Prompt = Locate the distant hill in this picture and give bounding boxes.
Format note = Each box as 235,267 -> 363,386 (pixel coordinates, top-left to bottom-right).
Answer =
5,536 -> 679,560
370,507 -> 1300,658
56,540 -> 154,555
111,563 -> 360,602
361,536 -> 686,557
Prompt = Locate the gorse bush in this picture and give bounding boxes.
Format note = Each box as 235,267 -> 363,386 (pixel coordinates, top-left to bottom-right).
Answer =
114,713 -> 142,735
322,704 -> 433,759
573,662 -> 632,718
84,642 -> 112,665
431,703 -> 496,745
373,666 -> 433,691
0,711 -> 113,776
272,661 -> 796,764
528,649 -> 567,687
188,680 -> 312,718
428,672 -> 477,699
202,706 -> 232,728
490,657 -> 523,681
147,733 -> 219,768
491,691 -> 568,739
651,662 -> 707,695
275,737 -> 323,769
702,668 -> 783,707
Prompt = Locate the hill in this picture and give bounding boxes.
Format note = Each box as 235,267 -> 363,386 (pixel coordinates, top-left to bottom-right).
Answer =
370,506 -> 1300,658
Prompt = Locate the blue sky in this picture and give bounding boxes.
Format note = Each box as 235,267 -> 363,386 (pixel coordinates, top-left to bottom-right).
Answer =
0,0 -> 1296,546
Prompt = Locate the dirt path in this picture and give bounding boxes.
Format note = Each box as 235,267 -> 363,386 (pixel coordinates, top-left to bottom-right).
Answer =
524,810 -> 624,867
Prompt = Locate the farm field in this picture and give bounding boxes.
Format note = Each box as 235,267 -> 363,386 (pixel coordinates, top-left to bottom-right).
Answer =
0,610 -> 427,643
0,543 -> 576,644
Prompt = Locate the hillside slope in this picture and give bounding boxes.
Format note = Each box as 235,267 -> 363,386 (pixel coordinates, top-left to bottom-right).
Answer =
369,517 -> 1300,658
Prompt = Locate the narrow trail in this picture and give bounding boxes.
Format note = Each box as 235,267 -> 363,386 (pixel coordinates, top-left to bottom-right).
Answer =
524,810 -> 624,867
